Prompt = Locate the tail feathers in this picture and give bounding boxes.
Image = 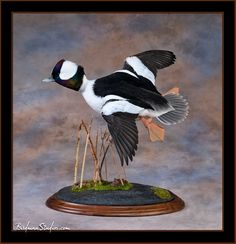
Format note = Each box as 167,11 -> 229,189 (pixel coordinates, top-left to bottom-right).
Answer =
157,93 -> 189,125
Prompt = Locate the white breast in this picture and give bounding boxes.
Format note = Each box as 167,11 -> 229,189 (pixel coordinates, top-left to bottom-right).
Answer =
81,79 -> 103,112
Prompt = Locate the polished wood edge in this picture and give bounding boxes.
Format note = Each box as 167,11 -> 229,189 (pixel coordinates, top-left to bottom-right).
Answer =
46,191 -> 185,217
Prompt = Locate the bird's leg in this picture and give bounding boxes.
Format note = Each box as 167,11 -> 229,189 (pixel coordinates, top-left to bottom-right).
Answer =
122,165 -> 127,181
98,143 -> 110,180
110,142 -> 125,183
139,116 -> 165,142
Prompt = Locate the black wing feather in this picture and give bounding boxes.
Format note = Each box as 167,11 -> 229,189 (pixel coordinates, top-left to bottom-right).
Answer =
102,112 -> 138,166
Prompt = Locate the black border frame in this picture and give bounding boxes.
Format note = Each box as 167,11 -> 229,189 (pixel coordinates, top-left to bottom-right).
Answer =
1,1 -> 235,243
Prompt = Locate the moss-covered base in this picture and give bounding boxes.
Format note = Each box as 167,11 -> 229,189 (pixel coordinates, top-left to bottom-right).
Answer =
71,179 -> 133,192
52,183 -> 175,206
151,187 -> 172,200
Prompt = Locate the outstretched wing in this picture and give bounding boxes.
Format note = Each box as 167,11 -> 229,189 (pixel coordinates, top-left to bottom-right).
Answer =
123,50 -> 176,84
102,112 -> 138,166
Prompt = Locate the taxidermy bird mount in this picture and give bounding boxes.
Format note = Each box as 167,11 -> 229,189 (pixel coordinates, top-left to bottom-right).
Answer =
43,50 -> 189,166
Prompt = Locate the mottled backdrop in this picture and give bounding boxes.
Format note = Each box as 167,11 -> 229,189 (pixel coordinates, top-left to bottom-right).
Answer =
13,13 -> 222,230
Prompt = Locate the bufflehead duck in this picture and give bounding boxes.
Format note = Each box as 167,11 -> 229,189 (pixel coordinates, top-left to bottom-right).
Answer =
43,50 -> 189,166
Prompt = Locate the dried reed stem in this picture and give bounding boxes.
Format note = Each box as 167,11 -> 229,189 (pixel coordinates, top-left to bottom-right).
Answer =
80,129 -> 90,188
99,129 -> 106,159
104,133 -> 110,180
73,124 -> 82,184
95,130 -> 98,155
98,129 -> 106,180
104,155 -> 108,180
81,120 -> 100,183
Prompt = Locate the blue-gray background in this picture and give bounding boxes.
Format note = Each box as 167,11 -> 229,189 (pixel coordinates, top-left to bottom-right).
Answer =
13,13 -> 222,230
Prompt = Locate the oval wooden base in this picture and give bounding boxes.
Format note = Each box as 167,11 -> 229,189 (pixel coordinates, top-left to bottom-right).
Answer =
46,185 -> 185,217
46,194 -> 184,217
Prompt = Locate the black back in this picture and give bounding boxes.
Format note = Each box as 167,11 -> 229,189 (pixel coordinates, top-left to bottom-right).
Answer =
94,72 -> 168,111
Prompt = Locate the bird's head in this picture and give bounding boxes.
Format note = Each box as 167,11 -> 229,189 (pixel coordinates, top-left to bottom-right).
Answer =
42,59 -> 84,91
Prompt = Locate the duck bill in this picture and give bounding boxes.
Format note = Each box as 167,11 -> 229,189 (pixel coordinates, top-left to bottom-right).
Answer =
42,77 -> 55,83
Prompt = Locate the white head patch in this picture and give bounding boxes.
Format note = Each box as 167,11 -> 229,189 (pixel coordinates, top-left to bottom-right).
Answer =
59,60 -> 78,80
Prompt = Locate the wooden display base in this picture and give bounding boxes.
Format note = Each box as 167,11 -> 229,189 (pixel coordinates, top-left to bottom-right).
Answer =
46,183 -> 185,217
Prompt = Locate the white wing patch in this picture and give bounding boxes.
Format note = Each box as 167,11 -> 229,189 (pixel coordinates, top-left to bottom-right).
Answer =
102,100 -> 142,116
102,99 -> 173,117
126,56 -> 155,84
114,69 -> 138,78
59,60 -> 78,80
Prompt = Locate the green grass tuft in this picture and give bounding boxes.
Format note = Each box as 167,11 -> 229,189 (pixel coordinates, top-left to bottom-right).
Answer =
71,180 -> 133,192
151,187 -> 172,200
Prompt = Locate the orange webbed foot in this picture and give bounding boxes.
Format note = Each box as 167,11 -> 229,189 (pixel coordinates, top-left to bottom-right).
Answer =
140,117 -> 165,142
